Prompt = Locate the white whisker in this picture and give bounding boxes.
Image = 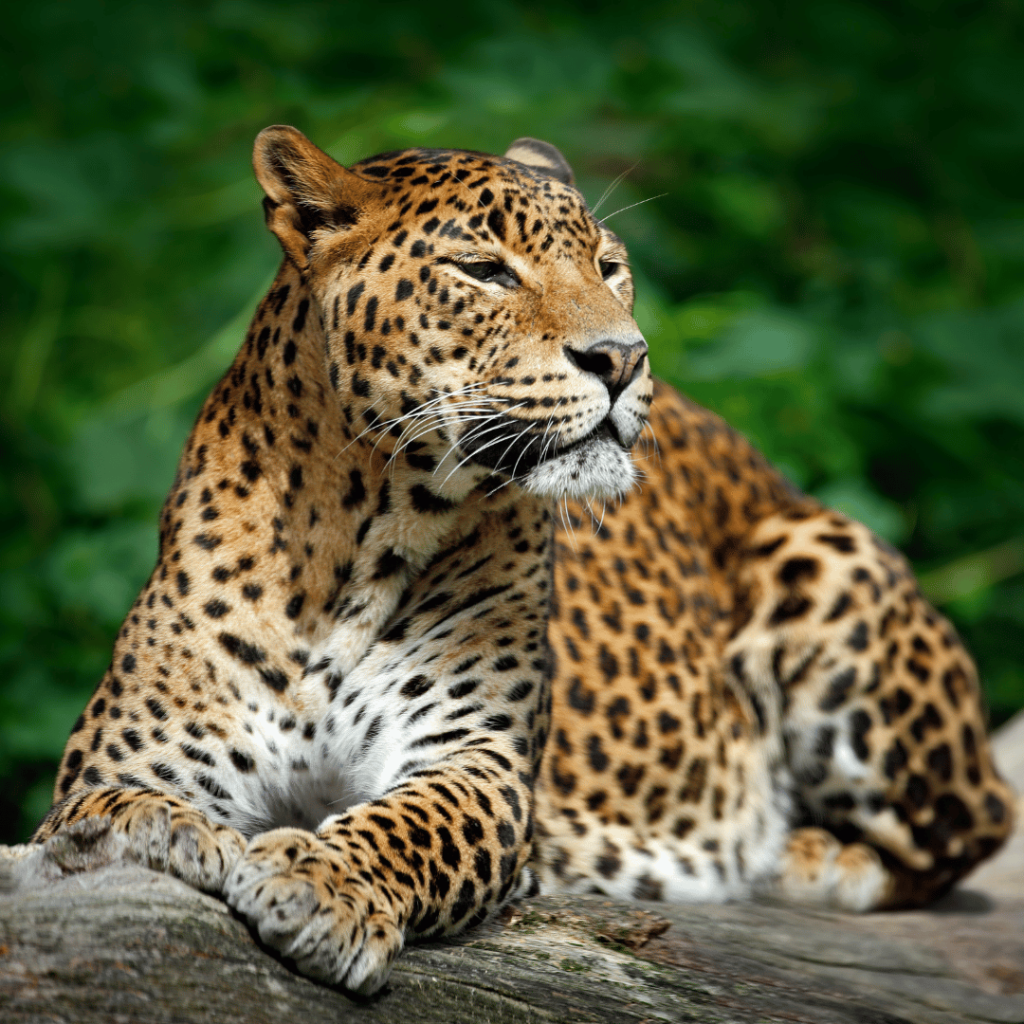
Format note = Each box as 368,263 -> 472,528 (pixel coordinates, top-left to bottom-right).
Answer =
509,417 -> 552,482
590,161 -> 640,217
582,497 -> 609,536
599,193 -> 668,224
440,429 -> 514,486
562,495 -> 578,552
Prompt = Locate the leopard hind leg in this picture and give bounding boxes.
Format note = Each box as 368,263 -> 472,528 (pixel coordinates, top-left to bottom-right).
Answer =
775,826 -> 895,910
728,505 -> 1015,910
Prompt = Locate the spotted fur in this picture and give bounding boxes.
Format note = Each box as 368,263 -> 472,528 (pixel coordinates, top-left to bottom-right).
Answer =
35,127 -> 1013,992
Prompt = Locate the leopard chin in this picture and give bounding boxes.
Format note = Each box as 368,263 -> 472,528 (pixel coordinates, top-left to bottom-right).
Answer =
522,436 -> 638,501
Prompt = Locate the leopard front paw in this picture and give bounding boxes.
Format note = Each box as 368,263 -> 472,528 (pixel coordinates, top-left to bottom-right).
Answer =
121,799 -> 246,893
224,828 -> 404,994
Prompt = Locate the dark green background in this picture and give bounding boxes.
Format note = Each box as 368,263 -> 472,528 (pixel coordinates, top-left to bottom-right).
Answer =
3,0 -> 1023,844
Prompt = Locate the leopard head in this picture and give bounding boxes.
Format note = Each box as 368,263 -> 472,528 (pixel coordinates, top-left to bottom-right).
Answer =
254,125 -> 652,503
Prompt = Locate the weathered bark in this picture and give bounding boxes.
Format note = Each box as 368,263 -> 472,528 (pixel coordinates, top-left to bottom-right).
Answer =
3,716 -> 1022,1024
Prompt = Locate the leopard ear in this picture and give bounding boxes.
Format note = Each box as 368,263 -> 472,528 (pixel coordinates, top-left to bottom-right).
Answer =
253,126 -> 371,268
504,138 -> 575,186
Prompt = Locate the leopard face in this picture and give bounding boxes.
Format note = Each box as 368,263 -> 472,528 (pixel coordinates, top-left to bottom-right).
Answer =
255,127 -> 653,504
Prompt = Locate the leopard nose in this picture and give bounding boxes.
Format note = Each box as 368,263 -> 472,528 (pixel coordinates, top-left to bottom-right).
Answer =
565,338 -> 648,404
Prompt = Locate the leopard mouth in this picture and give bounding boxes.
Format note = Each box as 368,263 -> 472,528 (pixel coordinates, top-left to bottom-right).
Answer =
459,414 -> 628,480
521,423 -> 639,501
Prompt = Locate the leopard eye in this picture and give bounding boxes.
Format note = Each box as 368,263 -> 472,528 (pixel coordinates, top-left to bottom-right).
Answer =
456,261 -> 518,287
599,260 -> 622,281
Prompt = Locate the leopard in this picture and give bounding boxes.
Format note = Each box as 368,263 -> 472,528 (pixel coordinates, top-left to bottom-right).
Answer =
34,125 -> 1014,995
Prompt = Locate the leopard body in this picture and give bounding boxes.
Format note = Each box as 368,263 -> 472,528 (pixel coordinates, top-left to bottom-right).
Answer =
36,127 -> 1014,993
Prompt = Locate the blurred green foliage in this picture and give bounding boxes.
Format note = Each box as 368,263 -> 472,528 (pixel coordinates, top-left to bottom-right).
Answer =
2,0 -> 1023,844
